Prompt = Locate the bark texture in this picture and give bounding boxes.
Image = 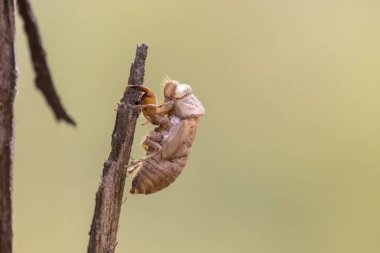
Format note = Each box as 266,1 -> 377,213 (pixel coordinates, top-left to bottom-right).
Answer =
87,44 -> 148,253
0,1 -> 17,253
17,0 -> 75,125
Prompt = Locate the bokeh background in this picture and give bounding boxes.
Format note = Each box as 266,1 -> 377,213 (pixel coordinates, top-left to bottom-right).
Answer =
13,0 -> 380,252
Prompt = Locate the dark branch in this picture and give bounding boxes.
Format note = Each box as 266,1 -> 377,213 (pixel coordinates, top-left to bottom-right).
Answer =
17,0 -> 76,126
0,1 -> 17,253
87,44 -> 148,253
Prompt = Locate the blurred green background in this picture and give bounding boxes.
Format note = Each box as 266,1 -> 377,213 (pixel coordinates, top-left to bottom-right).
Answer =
13,0 -> 380,252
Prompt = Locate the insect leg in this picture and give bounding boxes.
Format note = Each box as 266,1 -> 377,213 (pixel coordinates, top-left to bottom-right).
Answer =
126,149 -> 162,176
129,103 -> 157,109
126,138 -> 163,176
155,101 -> 174,115
142,134 -> 163,151
126,163 -> 141,177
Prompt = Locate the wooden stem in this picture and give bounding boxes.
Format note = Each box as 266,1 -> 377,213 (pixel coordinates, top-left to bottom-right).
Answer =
87,44 -> 148,253
17,0 -> 76,125
0,1 -> 17,253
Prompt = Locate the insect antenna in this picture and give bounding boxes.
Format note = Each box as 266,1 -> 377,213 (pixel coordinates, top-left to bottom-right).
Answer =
161,75 -> 172,86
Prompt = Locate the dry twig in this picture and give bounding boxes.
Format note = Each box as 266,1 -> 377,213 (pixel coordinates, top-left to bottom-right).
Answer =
17,0 -> 75,125
0,1 -> 17,253
87,44 -> 148,253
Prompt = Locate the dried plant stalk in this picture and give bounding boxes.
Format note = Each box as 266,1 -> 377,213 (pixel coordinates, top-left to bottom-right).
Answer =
87,44 -> 148,253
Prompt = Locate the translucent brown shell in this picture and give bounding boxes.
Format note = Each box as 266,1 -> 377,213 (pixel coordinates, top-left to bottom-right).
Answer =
130,118 -> 200,194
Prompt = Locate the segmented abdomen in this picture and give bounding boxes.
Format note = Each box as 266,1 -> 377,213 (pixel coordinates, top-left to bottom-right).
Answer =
130,156 -> 188,194
130,117 -> 199,194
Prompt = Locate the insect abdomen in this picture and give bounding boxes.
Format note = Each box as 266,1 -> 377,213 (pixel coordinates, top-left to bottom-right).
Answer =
130,156 -> 188,194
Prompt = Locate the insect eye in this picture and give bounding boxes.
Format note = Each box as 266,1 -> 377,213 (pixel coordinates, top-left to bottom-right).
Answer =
164,82 -> 177,99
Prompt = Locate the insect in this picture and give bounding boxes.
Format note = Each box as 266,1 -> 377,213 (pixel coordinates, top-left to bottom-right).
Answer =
126,78 -> 205,194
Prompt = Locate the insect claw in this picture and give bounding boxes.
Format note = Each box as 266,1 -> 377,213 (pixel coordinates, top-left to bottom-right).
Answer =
129,104 -> 157,109
126,84 -> 140,89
